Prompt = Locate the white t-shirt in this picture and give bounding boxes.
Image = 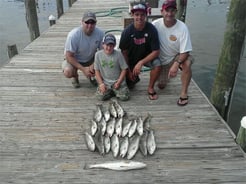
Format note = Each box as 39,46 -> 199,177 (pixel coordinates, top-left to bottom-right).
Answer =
64,27 -> 104,64
152,19 -> 192,65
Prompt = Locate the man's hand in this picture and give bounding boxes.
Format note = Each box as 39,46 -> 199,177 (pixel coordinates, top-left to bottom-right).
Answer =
133,61 -> 143,76
82,67 -> 95,78
168,62 -> 179,78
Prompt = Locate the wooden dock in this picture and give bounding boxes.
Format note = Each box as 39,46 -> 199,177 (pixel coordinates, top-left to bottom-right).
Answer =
0,0 -> 245,183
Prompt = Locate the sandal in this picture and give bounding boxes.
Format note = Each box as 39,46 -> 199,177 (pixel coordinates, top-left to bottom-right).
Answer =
177,96 -> 189,106
148,91 -> 158,100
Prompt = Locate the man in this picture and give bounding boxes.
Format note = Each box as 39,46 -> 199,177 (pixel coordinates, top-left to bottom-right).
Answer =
152,0 -> 193,106
62,11 -> 104,88
119,3 -> 161,100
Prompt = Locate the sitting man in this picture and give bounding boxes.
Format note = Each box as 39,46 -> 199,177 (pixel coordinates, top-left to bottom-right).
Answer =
119,3 -> 161,100
62,11 -> 104,88
153,0 -> 193,106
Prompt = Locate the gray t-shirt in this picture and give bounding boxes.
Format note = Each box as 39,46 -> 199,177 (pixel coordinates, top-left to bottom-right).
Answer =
94,49 -> 128,86
64,26 -> 104,64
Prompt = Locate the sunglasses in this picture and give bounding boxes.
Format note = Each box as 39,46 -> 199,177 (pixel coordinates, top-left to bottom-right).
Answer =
84,20 -> 96,25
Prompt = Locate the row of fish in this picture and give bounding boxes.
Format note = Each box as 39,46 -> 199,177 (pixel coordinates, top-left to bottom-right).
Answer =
84,100 -> 157,160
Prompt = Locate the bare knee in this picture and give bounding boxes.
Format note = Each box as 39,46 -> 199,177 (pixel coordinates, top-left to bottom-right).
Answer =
181,60 -> 192,74
63,67 -> 74,78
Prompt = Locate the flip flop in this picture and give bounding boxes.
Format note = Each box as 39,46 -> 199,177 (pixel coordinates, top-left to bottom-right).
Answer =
148,91 -> 158,100
177,96 -> 189,106
89,77 -> 98,87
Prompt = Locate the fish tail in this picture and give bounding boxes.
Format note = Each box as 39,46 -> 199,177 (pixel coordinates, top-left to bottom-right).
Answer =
83,163 -> 90,170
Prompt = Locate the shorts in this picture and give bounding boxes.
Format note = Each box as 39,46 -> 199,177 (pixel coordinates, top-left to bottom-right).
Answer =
129,57 -> 161,71
158,55 -> 194,85
62,58 -> 94,70
144,57 -> 162,69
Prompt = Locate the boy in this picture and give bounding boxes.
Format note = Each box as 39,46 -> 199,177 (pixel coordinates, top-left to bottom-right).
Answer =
94,34 -> 130,101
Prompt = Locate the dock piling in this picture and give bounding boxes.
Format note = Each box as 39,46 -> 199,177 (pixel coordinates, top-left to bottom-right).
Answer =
236,116 -> 246,152
7,44 -> 18,59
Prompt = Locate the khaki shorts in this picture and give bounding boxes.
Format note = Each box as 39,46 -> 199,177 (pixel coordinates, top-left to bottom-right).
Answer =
158,55 -> 194,85
62,58 -> 94,70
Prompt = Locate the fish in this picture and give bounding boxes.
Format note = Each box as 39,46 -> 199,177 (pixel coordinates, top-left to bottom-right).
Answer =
119,136 -> 129,158
99,117 -> 107,136
113,99 -> 125,118
127,134 -> 140,160
90,120 -> 98,136
106,118 -> 115,137
115,117 -> 123,137
94,104 -> 103,123
84,132 -> 96,152
94,126 -> 105,155
147,129 -> 156,155
143,113 -> 152,131
139,130 -> 148,156
109,101 -> 117,118
84,160 -> 146,171
136,116 -> 144,136
103,106 -> 111,122
128,119 -> 137,137
104,135 -> 111,153
111,134 -> 120,157
121,120 -> 132,137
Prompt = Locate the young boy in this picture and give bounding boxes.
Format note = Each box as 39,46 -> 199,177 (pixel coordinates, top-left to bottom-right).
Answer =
94,34 -> 130,101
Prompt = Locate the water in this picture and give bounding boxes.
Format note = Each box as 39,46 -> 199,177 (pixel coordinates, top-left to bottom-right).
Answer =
0,0 -> 245,134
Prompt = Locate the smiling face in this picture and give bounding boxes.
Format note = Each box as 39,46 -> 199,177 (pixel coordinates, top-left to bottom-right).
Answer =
132,11 -> 147,30
82,19 -> 96,35
103,43 -> 115,55
161,7 -> 177,26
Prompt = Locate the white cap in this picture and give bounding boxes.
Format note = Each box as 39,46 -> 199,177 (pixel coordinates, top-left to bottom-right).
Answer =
241,116 -> 246,128
48,14 -> 56,21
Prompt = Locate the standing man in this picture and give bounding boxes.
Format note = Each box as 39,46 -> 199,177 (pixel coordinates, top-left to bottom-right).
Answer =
119,3 -> 161,100
62,11 -> 104,88
153,0 -> 193,106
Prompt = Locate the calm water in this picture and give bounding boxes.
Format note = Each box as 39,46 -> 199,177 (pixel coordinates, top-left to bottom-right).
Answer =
0,0 -> 245,134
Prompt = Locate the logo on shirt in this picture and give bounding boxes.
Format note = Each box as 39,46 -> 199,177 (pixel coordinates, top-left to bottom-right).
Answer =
102,60 -> 114,68
134,37 -> 146,45
169,35 -> 177,41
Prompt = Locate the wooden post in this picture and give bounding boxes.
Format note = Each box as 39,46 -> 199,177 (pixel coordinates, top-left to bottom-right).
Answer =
56,0 -> 64,19
68,0 -> 72,7
146,0 -> 158,8
210,0 -> 246,120
176,0 -> 187,22
236,116 -> 246,152
24,0 -> 40,41
7,44 -> 18,59
68,0 -> 77,7
49,15 -> 56,26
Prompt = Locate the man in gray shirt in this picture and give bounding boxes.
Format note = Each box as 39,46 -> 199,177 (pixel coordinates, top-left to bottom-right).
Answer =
62,11 -> 104,88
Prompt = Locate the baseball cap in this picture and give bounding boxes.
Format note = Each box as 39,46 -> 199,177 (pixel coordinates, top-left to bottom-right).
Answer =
103,34 -> 116,45
131,3 -> 147,14
82,11 -> 96,22
162,0 -> 177,10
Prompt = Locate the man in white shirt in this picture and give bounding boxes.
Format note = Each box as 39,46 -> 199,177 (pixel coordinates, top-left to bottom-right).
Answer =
153,0 -> 193,106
